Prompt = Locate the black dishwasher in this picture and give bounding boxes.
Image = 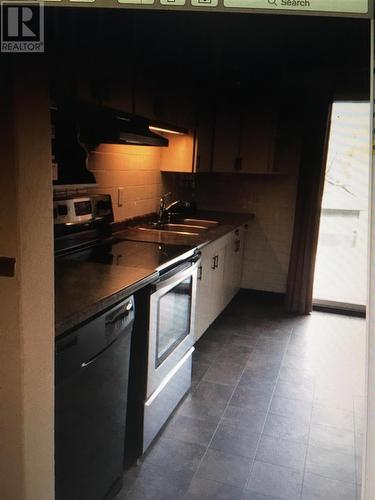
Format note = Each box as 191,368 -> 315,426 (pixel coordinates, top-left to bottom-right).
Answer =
55,296 -> 135,500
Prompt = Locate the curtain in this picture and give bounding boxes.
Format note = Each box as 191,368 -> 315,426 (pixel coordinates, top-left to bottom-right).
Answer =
285,95 -> 332,315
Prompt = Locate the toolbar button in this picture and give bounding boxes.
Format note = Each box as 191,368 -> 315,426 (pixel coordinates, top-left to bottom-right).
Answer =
191,0 -> 218,6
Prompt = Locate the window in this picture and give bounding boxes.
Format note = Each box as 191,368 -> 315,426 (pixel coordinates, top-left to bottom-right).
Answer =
313,102 -> 371,309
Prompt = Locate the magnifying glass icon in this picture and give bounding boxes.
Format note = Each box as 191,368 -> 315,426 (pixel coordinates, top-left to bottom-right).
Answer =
268,0 -> 277,5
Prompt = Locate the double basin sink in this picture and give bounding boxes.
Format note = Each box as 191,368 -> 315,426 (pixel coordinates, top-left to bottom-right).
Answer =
137,218 -> 219,236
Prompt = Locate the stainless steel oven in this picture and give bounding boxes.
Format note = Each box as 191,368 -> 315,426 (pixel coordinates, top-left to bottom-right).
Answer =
143,250 -> 200,451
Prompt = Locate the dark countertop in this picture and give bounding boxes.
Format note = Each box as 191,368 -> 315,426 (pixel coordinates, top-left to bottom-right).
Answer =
55,211 -> 253,337
55,240 -> 194,337
114,211 -> 254,247
55,262 -> 157,337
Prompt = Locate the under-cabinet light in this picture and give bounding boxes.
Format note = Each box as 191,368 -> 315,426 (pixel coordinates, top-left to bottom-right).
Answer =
149,125 -> 186,135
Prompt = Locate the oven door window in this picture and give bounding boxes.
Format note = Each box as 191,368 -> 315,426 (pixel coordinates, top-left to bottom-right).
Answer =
156,276 -> 192,367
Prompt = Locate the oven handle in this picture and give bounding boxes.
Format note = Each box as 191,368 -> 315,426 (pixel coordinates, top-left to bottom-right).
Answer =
152,260 -> 200,292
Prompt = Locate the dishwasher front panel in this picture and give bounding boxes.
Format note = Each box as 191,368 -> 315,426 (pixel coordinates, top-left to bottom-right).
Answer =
55,297 -> 134,500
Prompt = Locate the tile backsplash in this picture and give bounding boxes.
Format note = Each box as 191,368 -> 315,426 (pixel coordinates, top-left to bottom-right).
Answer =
195,173 -> 298,294
86,144 -> 162,221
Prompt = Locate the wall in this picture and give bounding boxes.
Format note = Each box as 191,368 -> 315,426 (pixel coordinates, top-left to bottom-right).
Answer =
0,63 -> 54,500
195,173 -> 298,293
86,144 -> 162,221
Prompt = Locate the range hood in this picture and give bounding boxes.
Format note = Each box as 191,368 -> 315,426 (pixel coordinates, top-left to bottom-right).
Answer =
79,104 -> 169,148
51,103 -> 168,186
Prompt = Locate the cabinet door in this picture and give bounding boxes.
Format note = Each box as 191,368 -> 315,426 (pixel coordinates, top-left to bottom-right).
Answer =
212,98 -> 242,173
195,242 -> 225,341
210,96 -> 277,174
240,103 -> 277,174
211,245 -> 226,319
195,231 -> 245,342
195,255 -> 214,341
196,106 -> 215,173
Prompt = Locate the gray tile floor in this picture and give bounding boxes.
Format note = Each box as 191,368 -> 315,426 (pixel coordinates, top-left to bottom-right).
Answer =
118,293 -> 366,500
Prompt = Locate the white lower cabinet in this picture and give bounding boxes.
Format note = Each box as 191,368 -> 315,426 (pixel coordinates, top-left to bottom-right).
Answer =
195,251 -> 214,341
195,224 -> 247,341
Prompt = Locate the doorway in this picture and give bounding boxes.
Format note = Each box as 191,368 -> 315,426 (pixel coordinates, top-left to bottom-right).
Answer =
313,101 -> 371,313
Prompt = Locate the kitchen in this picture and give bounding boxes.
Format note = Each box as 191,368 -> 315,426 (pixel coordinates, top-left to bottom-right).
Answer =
0,2 -> 373,500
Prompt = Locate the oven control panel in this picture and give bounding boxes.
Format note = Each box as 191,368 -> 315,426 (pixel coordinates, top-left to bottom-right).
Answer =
53,194 -> 114,226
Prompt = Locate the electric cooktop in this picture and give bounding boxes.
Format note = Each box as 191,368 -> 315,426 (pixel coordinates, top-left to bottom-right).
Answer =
56,237 -> 194,272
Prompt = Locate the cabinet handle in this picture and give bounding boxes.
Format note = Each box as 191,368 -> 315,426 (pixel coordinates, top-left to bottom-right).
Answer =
105,302 -> 133,325
212,256 -> 216,270
198,265 -> 203,280
215,255 -> 219,268
234,157 -> 243,171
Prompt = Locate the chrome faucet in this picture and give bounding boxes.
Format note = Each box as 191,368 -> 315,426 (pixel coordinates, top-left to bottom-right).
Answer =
158,192 -> 172,224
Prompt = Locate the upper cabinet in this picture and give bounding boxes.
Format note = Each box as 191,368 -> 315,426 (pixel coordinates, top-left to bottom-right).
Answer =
211,96 -> 242,173
139,85 -> 196,131
160,93 -> 282,174
210,95 -> 278,174
103,72 -> 289,176
195,106 -> 215,173
239,102 -> 278,174
193,88 -> 288,175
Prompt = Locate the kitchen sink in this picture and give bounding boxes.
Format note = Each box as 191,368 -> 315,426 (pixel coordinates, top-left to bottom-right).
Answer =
178,218 -> 219,228
137,226 -> 200,236
137,222 -> 210,236
162,223 -> 208,232
136,218 -> 219,237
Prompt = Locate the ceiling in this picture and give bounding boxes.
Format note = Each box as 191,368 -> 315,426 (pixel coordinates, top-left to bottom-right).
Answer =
45,8 -> 370,101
